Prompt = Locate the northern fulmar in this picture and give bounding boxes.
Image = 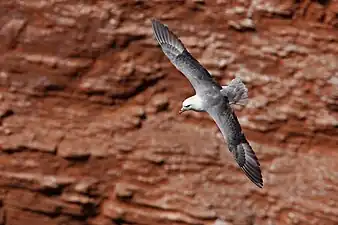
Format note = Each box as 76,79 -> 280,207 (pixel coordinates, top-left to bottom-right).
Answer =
151,19 -> 263,188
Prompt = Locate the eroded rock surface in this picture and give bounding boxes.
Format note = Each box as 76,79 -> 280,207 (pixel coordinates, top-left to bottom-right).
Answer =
0,1 -> 337,225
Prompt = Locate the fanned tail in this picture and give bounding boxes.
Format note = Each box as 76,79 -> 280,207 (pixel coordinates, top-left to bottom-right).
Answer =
221,77 -> 248,105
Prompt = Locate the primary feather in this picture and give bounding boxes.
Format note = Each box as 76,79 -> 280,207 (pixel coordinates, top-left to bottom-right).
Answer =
152,19 -> 221,96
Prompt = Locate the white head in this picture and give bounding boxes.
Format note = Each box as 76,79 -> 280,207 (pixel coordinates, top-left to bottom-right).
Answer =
179,95 -> 204,114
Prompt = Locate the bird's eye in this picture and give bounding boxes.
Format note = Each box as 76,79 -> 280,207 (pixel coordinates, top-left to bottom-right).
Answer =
185,104 -> 191,108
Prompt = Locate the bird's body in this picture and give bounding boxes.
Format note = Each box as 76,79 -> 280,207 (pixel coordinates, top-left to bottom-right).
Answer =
152,19 -> 263,188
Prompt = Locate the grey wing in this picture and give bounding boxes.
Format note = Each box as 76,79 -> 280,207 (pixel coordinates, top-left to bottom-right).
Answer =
151,19 -> 221,95
207,103 -> 263,188
221,77 -> 248,105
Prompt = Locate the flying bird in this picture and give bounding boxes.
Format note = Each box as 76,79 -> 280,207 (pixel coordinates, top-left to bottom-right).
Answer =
151,19 -> 263,188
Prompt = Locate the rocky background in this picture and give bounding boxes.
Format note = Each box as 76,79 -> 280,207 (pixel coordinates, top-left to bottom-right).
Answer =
0,0 -> 337,225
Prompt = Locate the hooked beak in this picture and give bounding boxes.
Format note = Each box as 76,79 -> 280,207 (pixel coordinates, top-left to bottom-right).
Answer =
179,108 -> 186,114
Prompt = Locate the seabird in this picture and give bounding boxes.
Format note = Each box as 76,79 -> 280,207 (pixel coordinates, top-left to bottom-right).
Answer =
151,19 -> 263,188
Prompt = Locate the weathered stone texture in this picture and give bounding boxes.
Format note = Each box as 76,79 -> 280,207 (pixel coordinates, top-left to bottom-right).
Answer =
0,0 -> 337,225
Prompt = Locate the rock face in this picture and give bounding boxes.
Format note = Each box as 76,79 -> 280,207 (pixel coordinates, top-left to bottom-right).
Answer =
0,1 -> 337,225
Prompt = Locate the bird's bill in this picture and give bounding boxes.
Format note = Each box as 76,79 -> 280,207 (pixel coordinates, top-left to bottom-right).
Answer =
179,108 -> 186,114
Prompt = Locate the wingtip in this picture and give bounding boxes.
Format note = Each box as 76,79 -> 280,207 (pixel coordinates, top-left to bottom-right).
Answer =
151,18 -> 166,43
255,177 -> 264,188
241,166 -> 263,188
151,18 -> 167,33
151,18 -> 159,27
237,141 -> 264,188
246,162 -> 263,188
150,18 -> 185,56
256,180 -> 264,188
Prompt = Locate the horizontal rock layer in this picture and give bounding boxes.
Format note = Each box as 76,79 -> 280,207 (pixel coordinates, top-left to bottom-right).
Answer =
0,0 -> 337,225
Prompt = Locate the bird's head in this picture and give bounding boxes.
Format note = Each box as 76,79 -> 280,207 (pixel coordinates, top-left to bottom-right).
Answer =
179,96 -> 204,114
179,100 -> 193,114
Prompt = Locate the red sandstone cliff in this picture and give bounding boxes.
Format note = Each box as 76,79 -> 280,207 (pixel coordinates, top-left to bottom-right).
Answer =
0,0 -> 337,225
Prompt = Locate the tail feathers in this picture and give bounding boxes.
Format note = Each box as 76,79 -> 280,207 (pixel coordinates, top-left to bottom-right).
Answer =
233,141 -> 263,188
221,77 -> 248,105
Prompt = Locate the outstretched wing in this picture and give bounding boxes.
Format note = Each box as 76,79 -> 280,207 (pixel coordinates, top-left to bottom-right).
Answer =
221,77 -> 248,105
207,102 -> 263,188
151,19 -> 221,96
